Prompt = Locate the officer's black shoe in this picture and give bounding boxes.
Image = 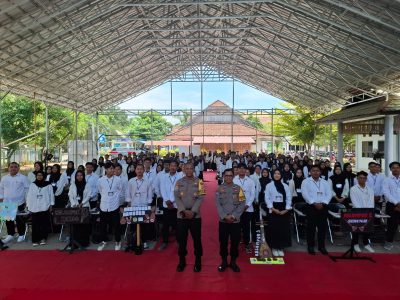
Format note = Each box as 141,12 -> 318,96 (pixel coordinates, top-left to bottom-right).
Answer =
229,259 -> 240,273
307,247 -> 316,255
176,257 -> 186,272
318,247 -> 329,255
194,256 -> 201,272
218,260 -> 228,272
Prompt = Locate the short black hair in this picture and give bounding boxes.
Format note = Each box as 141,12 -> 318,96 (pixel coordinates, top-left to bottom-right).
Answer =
238,163 -> 247,169
368,161 -> 377,167
356,171 -> 368,177
114,163 -> 122,170
310,165 -> 320,171
223,168 -> 234,176
85,162 -> 93,167
104,162 -> 114,169
389,161 -> 400,169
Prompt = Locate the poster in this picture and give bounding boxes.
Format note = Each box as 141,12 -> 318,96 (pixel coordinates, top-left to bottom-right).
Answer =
0,202 -> 18,222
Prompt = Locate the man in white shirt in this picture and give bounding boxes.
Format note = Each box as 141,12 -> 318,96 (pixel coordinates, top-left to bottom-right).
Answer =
367,161 -> 385,204
126,164 -> 154,249
143,158 -> 157,185
233,164 -> 255,254
382,161 -> 400,251
114,164 -> 128,206
85,162 -> 99,209
350,171 -> 375,253
0,162 -> 30,243
97,162 -> 123,251
301,165 -> 332,255
158,160 -> 183,250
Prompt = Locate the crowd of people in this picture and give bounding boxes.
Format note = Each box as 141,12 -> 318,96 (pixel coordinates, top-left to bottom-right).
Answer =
0,150 -> 399,273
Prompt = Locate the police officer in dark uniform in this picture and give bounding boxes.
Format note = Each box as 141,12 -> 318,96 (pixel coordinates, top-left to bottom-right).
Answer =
174,163 -> 205,272
215,168 -> 246,272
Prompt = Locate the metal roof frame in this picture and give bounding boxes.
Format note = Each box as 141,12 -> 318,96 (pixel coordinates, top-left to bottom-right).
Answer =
1,0 -> 400,113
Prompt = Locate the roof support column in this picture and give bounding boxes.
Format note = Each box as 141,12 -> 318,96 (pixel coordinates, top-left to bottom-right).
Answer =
190,108 -> 193,154
150,109 -> 154,153
337,122 -> 344,166
231,79 -> 235,152
45,105 -> 49,168
75,109 -> 78,165
96,112 -> 99,158
384,115 -> 394,176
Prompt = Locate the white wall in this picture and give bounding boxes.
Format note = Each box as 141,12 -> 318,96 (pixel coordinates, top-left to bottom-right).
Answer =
355,134 -> 399,173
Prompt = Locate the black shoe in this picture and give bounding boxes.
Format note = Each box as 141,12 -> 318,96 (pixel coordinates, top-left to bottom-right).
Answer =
218,258 -> 228,272
176,258 -> 186,272
0,245 -> 8,251
194,256 -> 201,272
229,259 -> 240,272
318,247 -> 328,255
308,247 -> 316,255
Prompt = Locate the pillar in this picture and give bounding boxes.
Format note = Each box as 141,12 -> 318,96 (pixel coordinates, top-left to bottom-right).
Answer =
337,121 -> 344,165
384,115 -> 394,175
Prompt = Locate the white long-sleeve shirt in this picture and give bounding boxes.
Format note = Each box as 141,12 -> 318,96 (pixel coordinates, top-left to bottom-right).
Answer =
85,172 -> 99,200
116,175 -> 128,205
144,170 -> 157,185
68,183 -> 92,208
264,182 -> 292,210
249,173 -> 261,203
27,172 -> 36,183
126,177 -> 153,206
26,183 -> 54,213
159,172 -> 183,208
382,175 -> 400,205
98,175 -> 123,212
329,178 -> 350,198
233,175 -> 255,212
0,173 -> 30,205
301,177 -> 331,205
350,184 -> 374,208
153,170 -> 167,197
367,172 -> 385,197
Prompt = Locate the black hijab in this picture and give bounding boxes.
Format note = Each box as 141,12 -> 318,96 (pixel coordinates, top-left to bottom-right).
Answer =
49,164 -> 61,183
33,161 -> 44,176
34,171 -> 50,188
293,169 -> 305,190
330,166 -> 346,198
66,161 -> 75,177
74,170 -> 86,202
281,164 -> 293,184
273,170 -> 287,203
343,163 -> 356,188
259,168 -> 271,193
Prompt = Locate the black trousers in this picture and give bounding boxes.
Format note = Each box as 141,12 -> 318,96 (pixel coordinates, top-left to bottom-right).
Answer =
100,208 -> 121,243
6,204 -> 26,236
31,210 -> 50,243
240,211 -> 255,245
352,232 -> 370,246
162,207 -> 177,243
219,222 -> 241,259
306,204 -> 328,248
176,218 -> 203,258
386,202 -> 400,243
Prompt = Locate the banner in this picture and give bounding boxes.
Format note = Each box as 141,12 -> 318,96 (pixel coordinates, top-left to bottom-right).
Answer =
340,208 -> 374,233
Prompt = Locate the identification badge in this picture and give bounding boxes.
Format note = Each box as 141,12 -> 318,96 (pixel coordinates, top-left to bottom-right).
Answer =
108,192 -> 114,196
76,196 -> 81,201
275,195 -> 283,201
135,192 -> 141,197
317,192 -> 323,196
336,184 -> 342,188
37,195 -> 43,199
296,189 -> 301,193
51,183 -> 56,187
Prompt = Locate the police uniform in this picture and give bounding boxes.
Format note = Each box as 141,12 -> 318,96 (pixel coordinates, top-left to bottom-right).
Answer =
215,183 -> 245,264
174,176 -> 205,271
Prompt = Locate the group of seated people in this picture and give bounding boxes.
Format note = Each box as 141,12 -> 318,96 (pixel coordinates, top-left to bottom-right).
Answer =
0,150 -> 398,259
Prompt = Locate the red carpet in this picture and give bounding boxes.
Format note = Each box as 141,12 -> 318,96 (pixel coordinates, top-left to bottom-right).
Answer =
1,172 -> 400,300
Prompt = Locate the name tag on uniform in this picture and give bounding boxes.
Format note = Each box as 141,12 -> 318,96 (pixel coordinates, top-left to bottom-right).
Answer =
135,192 -> 141,197
275,195 -> 283,201
37,195 -> 43,199
317,192 -> 323,196
296,189 -> 301,193
67,176 -> 71,180
336,184 -> 342,188
76,196 -> 81,201
108,192 -> 114,196
51,183 -> 56,187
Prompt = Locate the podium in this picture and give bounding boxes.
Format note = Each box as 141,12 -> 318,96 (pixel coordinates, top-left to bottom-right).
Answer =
123,206 -> 154,255
53,207 -> 90,254
330,208 -> 375,262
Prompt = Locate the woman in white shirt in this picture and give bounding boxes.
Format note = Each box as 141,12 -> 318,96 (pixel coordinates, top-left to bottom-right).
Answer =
264,169 -> 292,257
68,170 -> 92,247
27,161 -> 44,183
328,165 -> 350,212
26,171 -> 54,246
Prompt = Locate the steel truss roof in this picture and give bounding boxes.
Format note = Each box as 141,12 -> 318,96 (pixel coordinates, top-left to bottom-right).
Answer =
1,0 -> 400,113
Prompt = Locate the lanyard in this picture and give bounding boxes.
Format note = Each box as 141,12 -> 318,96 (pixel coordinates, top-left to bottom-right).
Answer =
136,178 -> 144,191
239,177 -> 246,187
392,176 -> 400,189
169,174 -> 177,186
312,179 -> 321,191
357,185 -> 369,195
145,171 -> 152,180
106,177 -> 114,191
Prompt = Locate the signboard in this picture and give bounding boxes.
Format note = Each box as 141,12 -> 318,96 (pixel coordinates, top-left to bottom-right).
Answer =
123,206 -> 153,223
98,134 -> 106,143
250,257 -> 285,265
0,202 -> 18,221
340,208 -> 374,233
53,207 -> 90,225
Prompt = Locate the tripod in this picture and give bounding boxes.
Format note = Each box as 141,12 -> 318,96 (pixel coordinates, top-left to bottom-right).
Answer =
60,223 -> 85,254
330,240 -> 375,262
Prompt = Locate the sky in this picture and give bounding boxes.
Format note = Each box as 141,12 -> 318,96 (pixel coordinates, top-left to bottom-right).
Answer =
118,80 -> 286,110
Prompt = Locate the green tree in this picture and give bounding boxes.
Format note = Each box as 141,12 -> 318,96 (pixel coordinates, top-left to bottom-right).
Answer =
129,112 -> 173,140
274,104 -> 321,151
175,110 -> 191,125
246,114 -> 264,130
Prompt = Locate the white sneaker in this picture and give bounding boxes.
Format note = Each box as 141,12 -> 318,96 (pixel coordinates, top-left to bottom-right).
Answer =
384,242 -> 393,251
2,235 -> 14,244
353,244 -> 361,253
97,241 -> 106,251
32,243 -> 39,247
143,242 -> 149,250
40,239 -> 46,245
278,249 -> 285,257
272,249 -> 279,257
115,242 -> 121,251
17,236 -> 25,243
364,244 -> 375,253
